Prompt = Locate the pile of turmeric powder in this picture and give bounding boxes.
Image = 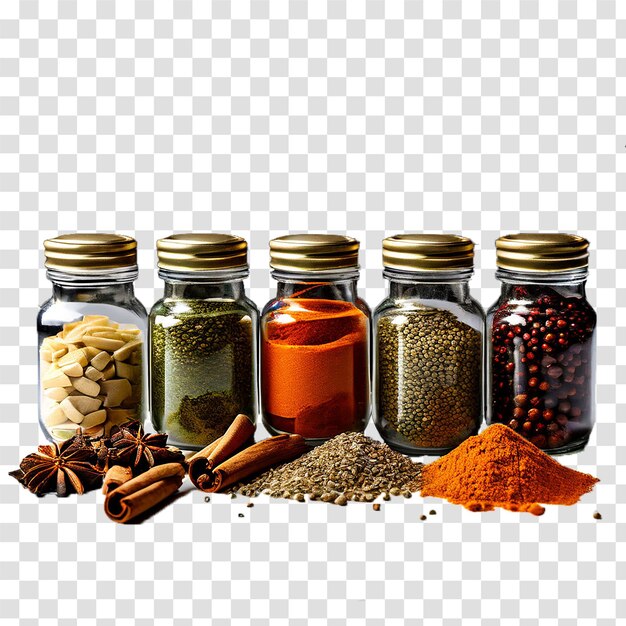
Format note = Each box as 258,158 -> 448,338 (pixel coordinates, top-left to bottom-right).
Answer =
421,424 -> 598,515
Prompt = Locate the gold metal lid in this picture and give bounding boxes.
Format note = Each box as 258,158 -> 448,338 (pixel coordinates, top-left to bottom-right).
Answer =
382,234 -> 474,271
44,233 -> 137,271
495,233 -> 589,272
269,234 -> 360,272
156,233 -> 248,271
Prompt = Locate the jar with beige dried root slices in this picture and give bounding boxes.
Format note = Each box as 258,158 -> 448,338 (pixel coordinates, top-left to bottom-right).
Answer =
38,234 -> 147,442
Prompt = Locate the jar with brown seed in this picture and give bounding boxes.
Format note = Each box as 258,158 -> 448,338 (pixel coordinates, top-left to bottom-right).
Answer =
373,235 -> 485,455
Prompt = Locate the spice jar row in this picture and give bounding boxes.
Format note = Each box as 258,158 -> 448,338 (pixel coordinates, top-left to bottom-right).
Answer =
37,232 -> 596,457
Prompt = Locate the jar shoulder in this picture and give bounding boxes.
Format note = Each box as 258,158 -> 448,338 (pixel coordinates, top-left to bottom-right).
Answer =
150,296 -> 258,320
487,290 -> 596,328
261,295 -> 370,320
374,295 -> 485,321
38,295 -> 147,329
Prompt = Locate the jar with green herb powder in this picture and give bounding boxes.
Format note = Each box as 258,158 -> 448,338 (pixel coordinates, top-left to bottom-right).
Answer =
149,234 -> 258,450
373,234 -> 484,455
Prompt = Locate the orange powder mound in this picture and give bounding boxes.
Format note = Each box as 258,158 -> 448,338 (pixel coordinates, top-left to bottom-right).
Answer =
420,424 -> 599,515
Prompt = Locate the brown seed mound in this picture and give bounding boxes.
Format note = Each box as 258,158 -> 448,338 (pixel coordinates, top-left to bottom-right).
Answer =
231,431 -> 422,504
420,424 -> 598,515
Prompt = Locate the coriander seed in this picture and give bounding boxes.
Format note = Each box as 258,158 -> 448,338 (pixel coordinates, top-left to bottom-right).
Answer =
373,234 -> 484,456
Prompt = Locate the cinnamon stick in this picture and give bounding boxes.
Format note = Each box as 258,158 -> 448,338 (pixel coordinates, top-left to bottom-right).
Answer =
194,434 -> 308,493
102,465 -> 133,495
186,436 -> 222,464
104,463 -> 185,523
188,413 -> 255,485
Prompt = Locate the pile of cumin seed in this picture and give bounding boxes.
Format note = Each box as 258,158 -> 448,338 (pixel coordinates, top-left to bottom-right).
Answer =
231,431 -> 423,505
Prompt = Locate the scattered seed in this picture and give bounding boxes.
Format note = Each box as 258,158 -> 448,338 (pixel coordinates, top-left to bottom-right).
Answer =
238,513 -> 244,518
429,510 -> 436,516
204,496 -> 211,503
420,515 -> 427,521
593,511 -> 602,520
373,503 -> 381,511
246,502 -> 254,508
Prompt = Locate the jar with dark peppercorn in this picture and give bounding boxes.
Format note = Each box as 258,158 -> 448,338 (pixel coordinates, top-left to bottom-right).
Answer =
373,235 -> 485,456
149,234 -> 258,450
487,233 -> 596,454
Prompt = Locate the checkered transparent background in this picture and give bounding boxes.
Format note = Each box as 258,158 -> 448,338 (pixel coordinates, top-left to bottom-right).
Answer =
1,0 -> 625,623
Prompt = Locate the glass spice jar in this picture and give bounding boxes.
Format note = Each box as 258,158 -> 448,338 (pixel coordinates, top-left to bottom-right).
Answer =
38,234 -> 147,442
373,234 -> 485,455
149,234 -> 258,450
487,233 -> 596,454
261,234 -> 371,443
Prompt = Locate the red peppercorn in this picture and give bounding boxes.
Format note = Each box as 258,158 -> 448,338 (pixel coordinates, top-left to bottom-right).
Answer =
490,287 -> 595,449
514,394 -> 528,406
528,408 -> 540,421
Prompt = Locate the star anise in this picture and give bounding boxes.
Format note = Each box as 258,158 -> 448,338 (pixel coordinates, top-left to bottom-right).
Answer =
104,421 -> 184,474
9,431 -> 105,497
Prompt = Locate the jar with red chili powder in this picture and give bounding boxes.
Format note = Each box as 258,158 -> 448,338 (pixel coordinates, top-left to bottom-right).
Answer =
487,233 -> 596,454
261,234 -> 370,443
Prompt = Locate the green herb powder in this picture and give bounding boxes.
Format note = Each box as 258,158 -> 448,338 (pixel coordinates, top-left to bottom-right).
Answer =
151,300 -> 255,448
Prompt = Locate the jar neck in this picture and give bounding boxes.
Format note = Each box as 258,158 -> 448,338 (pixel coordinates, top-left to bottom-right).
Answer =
496,268 -> 588,298
160,268 -> 247,300
48,268 -> 137,303
384,268 -> 472,303
271,269 -> 360,302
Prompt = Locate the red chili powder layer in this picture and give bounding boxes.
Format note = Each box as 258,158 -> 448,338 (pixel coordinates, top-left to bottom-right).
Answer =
262,298 -> 369,439
420,424 -> 599,515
